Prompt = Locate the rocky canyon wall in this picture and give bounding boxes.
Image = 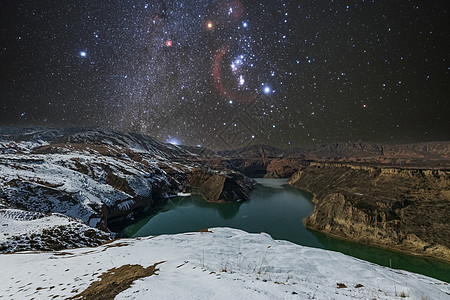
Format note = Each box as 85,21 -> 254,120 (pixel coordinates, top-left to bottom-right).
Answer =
289,163 -> 450,261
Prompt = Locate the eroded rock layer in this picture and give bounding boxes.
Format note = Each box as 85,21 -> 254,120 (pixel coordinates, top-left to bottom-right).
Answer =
185,168 -> 255,203
289,163 -> 450,261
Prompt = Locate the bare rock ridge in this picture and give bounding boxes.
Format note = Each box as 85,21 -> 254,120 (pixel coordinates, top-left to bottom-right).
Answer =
219,141 -> 450,177
0,127 -> 255,252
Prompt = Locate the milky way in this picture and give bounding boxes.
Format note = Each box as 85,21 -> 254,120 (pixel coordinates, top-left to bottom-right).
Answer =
1,0 -> 449,149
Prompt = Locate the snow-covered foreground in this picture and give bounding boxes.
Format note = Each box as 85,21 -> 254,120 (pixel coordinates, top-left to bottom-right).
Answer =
1,228 -> 448,300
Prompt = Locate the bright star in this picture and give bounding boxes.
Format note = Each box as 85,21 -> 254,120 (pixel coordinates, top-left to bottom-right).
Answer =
243,22 -> 248,28
206,21 -> 214,30
239,75 -> 245,86
263,86 -> 271,94
79,51 -> 86,57
165,40 -> 172,47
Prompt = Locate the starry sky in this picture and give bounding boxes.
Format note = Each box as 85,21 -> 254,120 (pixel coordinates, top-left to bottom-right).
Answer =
1,0 -> 449,149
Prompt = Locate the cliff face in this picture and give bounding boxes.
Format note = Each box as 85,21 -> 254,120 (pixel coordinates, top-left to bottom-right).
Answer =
289,163 -> 450,261
185,168 -> 255,203
264,158 -> 307,178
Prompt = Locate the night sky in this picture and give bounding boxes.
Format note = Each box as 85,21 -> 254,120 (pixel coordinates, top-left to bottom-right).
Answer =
1,0 -> 449,149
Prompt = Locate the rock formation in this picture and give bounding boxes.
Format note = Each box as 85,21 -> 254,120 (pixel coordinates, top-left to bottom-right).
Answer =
184,168 -> 255,203
289,163 -> 450,261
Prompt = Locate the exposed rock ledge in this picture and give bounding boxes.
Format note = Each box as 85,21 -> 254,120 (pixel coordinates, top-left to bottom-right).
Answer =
289,163 -> 450,261
184,168 -> 255,203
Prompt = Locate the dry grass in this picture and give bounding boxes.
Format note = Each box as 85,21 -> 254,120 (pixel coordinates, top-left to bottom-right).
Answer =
68,262 -> 164,300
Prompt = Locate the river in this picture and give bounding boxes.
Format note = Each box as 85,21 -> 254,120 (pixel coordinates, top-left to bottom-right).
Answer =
115,178 -> 450,282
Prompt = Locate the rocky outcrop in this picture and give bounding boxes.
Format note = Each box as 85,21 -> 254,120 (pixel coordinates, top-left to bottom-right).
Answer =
184,168 -> 255,203
227,158 -> 268,177
264,158 -> 307,178
219,145 -> 289,177
289,163 -> 450,261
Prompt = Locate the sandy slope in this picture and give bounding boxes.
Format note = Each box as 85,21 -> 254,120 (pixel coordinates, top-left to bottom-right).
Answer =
0,228 -> 448,299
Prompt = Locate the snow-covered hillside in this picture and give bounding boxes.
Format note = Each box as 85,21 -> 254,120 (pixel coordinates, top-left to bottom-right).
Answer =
0,228 -> 447,299
0,127 -> 254,252
0,128 -> 190,252
0,126 -> 194,158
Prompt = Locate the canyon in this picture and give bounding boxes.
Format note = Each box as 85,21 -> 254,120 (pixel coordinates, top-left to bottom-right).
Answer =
222,142 -> 450,261
290,163 -> 450,261
1,127 -> 449,263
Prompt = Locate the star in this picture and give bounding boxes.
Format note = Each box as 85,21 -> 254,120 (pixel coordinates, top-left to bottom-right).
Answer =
206,21 -> 214,30
1,0 -> 447,150
239,75 -> 245,86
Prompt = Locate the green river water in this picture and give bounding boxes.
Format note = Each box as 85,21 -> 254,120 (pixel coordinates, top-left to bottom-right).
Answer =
116,178 -> 450,282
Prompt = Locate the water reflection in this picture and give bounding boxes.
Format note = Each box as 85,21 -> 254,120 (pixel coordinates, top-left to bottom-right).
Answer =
165,195 -> 243,219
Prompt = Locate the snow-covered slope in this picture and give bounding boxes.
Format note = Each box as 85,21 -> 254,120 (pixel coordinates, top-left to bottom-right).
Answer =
0,127 -> 190,219
0,150 -> 172,224
0,228 -> 448,300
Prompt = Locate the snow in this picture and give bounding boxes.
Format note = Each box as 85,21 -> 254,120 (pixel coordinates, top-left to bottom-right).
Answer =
117,199 -> 136,211
0,151 -> 167,223
177,192 -> 192,196
0,208 -> 110,253
0,228 -> 447,299
89,217 -> 101,227
0,209 -> 78,240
